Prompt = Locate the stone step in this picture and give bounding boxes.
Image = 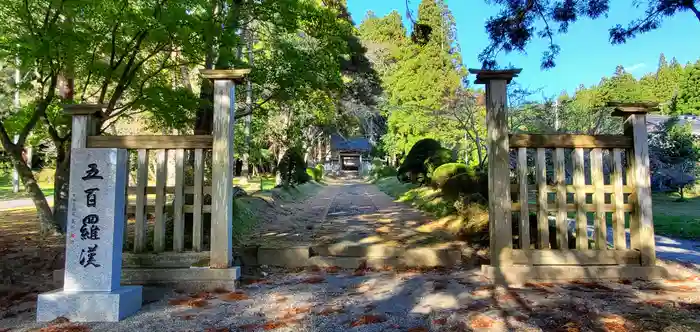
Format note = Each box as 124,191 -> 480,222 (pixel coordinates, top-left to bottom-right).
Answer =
256,245 -> 466,269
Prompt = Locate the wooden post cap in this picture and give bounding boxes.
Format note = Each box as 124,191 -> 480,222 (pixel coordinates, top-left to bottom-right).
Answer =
63,104 -> 106,117
199,69 -> 251,83
468,68 -> 522,84
608,102 -> 659,117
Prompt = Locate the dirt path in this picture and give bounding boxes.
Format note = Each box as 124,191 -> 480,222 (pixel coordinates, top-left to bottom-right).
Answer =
4,265 -> 700,332
245,178 -> 462,256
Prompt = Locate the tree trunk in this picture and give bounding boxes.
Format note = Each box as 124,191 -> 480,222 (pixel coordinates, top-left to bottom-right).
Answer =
8,142 -> 56,234
241,27 -> 254,180
52,140 -> 71,232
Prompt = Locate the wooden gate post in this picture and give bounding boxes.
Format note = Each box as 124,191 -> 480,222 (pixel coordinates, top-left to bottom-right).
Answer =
469,69 -> 521,278
200,69 -> 250,268
609,102 -> 658,267
64,104 -> 105,148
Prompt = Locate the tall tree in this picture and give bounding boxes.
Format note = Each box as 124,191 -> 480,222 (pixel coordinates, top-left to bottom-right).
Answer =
480,0 -> 700,69
677,61 -> 700,115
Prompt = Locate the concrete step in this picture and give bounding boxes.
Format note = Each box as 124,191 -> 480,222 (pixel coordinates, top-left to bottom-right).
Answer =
256,245 -> 468,269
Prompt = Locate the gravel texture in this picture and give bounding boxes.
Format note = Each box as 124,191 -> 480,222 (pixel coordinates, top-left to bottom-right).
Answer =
3,264 -> 700,332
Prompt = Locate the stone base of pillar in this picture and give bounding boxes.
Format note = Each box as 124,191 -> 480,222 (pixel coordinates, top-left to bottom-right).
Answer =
36,286 -> 142,322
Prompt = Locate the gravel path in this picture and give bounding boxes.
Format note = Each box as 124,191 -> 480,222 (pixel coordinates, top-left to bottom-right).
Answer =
3,178 -> 700,331
4,265 -> 700,332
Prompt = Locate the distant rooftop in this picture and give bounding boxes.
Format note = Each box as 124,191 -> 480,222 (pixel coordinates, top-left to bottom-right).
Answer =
331,134 -> 372,152
647,114 -> 700,135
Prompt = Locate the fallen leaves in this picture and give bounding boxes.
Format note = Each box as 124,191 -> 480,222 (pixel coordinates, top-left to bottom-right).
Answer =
558,321 -> 582,332
262,319 -> 300,331
350,314 -> 386,327
280,305 -> 312,317
204,328 -> 229,332
167,297 -> 190,306
469,315 -> 495,329
187,298 -> 209,308
316,306 -> 345,316
407,327 -> 428,332
324,266 -> 340,274
432,318 -> 447,325
39,324 -> 90,332
220,291 -> 250,301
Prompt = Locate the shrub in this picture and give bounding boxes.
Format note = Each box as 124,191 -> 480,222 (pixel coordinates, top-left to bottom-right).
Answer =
397,138 -> 453,184
306,168 -> 316,181
314,164 -> 324,180
278,147 -> 310,186
425,148 -> 453,176
438,166 -> 488,201
453,195 -> 489,242
431,163 -> 469,188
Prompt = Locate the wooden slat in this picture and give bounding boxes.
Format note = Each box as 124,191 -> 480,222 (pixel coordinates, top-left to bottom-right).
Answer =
173,149 -> 185,252
127,186 -> 213,195
511,249 -> 641,265
612,149 -> 626,250
518,148 -> 530,250
536,148 -> 549,249
512,202 -> 633,212
154,149 -> 167,253
627,148 -> 640,252
126,204 -> 212,214
573,148 -> 587,249
134,149 -> 148,253
87,135 -> 213,149
555,148 -> 568,249
509,134 -> 633,148
591,148 -> 607,250
193,149 -> 204,252
510,184 -> 634,194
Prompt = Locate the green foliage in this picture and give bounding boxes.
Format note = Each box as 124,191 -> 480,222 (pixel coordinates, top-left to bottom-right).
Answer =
360,1 -> 465,160
677,61 -> 700,115
306,165 -> 323,182
314,164 -> 324,180
480,0 -> 700,69
431,163 -> 469,188
649,117 -> 700,198
397,138 -> 447,183
439,167 -> 488,202
277,146 -> 310,186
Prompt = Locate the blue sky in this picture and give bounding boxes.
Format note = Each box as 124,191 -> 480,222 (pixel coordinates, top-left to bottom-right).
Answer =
347,0 -> 700,98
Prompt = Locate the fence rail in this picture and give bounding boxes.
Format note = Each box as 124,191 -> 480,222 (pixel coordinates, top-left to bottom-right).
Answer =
511,146 -> 636,253
86,135 -> 214,254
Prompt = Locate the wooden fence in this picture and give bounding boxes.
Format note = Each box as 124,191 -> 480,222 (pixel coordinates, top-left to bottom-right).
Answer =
87,135 -> 213,253
469,69 -> 660,282
508,134 -> 640,264
65,69 -> 249,270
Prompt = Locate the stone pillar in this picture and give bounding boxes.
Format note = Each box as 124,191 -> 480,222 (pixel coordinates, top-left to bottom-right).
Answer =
200,69 -> 250,269
610,102 -> 658,266
36,148 -> 142,322
469,69 -> 521,281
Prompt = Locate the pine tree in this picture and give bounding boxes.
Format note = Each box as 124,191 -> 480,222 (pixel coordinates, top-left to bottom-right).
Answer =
658,53 -> 668,71
677,61 -> 700,115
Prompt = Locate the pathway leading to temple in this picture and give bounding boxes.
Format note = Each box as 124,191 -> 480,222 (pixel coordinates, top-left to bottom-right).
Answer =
245,176 -> 470,269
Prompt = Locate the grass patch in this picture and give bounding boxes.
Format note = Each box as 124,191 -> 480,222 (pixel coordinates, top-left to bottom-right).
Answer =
233,176 -> 277,193
375,177 -> 454,217
0,169 -> 54,200
651,190 -> 700,239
